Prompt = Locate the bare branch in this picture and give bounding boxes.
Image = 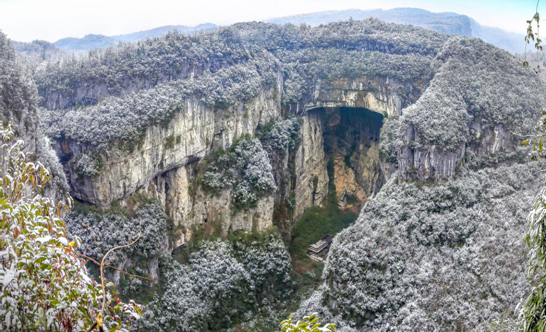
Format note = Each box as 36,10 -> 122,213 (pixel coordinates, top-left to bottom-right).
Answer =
104,263 -> 156,282
100,233 -> 142,317
73,250 -> 155,282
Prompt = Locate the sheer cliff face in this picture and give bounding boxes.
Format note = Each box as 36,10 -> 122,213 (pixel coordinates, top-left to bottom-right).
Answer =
54,81 -> 282,237
57,83 -> 282,206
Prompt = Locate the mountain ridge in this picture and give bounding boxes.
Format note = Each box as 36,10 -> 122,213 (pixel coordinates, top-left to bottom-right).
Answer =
267,8 -> 525,53
13,8 -> 525,54
53,23 -> 217,51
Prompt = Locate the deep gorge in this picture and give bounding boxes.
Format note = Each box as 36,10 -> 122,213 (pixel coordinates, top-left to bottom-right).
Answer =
25,19 -> 546,330
320,107 -> 384,211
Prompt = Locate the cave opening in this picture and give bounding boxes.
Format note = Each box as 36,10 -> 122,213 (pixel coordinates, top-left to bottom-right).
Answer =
320,106 -> 385,212
288,106 -> 386,299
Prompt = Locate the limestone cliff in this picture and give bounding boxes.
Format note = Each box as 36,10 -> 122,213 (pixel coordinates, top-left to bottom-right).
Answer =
55,81 -> 282,240
293,110 -> 329,219
57,83 -> 282,206
137,165 -> 275,246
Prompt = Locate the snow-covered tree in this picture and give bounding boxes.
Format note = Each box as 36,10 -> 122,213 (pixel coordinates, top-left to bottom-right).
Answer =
136,234 -> 292,331
201,136 -> 276,209
280,313 -> 335,332
0,123 -> 141,331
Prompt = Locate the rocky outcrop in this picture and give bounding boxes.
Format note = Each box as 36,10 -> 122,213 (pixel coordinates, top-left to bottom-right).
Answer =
397,120 -> 466,180
302,76 -> 423,117
58,83 -> 282,207
136,165 -> 274,246
351,142 -> 383,197
399,143 -> 465,180
55,81 -> 282,243
293,110 -> 329,219
332,159 -> 367,210
397,121 -> 516,181
469,122 -> 514,155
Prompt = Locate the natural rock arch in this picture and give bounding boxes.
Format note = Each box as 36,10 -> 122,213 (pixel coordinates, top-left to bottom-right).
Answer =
295,75 -> 424,118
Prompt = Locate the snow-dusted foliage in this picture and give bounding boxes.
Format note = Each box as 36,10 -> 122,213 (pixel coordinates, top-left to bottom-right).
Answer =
136,234 -> 292,331
41,58 -> 276,148
12,39 -> 65,63
280,312 -> 335,332
525,109 -> 546,161
1,35 -> 145,330
392,37 -> 545,152
288,48 -> 433,92
202,136 -> 276,209
66,201 -> 169,266
2,32 -> 70,202
521,185 -> 546,331
0,124 -> 142,331
378,116 -> 401,164
37,19 -> 450,149
36,19 -> 446,108
72,150 -> 103,177
519,114 -> 546,330
297,162 -> 546,331
258,117 -> 302,157
65,201 -> 170,299
35,133 -> 70,197
0,32 -> 38,152
35,30 -> 256,104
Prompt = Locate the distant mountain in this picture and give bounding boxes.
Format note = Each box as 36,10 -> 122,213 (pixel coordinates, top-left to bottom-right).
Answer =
53,23 -> 217,51
23,8 -> 525,54
54,34 -> 116,51
111,23 -> 217,43
12,39 -> 66,61
267,8 -> 525,53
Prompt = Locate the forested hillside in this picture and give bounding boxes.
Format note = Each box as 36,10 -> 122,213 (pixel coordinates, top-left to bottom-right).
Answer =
268,8 -> 525,53
17,8 -> 524,54
2,17 -> 545,331
53,23 -> 217,51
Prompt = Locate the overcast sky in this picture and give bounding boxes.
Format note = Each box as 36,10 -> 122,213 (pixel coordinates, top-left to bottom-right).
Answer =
0,0 -> 538,42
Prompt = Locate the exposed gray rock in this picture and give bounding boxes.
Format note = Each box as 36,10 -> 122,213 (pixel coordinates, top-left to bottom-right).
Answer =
294,110 -> 329,218
57,82 -> 282,207
304,76 -> 416,118
137,165 -> 275,245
